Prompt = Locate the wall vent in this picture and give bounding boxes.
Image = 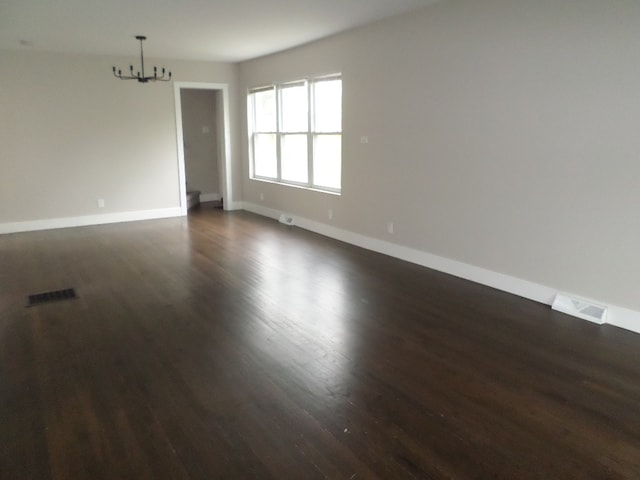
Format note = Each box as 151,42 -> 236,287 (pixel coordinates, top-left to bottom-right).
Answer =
278,213 -> 295,226
551,293 -> 607,325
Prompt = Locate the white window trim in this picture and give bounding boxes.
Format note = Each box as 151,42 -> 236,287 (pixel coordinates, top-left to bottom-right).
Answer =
249,74 -> 342,194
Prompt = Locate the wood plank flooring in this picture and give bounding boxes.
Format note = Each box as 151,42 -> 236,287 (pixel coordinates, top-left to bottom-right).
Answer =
1,205 -> 640,479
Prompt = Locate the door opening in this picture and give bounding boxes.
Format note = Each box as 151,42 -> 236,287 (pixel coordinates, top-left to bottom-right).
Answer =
174,82 -> 233,214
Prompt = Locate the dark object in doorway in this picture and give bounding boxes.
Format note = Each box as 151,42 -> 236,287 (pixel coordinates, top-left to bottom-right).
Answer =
187,190 -> 201,210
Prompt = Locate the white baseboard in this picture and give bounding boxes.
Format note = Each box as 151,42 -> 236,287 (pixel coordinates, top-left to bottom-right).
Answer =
200,192 -> 221,202
224,200 -> 244,211
243,202 -> 640,335
0,207 -> 183,234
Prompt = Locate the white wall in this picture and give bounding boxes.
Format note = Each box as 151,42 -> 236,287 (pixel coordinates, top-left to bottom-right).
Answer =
0,50 -> 239,229
239,0 -> 640,318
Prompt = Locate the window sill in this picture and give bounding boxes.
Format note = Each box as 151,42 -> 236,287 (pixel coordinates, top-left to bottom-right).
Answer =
250,177 -> 341,196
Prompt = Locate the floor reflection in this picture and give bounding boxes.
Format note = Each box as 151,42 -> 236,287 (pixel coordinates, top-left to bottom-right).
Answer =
242,235 -> 355,405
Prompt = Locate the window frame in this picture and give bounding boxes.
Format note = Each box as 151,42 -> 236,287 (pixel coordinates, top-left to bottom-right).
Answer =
248,74 -> 342,194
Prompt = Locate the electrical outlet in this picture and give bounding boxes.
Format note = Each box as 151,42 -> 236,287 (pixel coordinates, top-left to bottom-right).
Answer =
97,198 -> 105,208
260,192 -> 264,201
328,209 -> 333,220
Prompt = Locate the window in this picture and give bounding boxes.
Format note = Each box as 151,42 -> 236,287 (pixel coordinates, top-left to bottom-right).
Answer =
249,75 -> 342,193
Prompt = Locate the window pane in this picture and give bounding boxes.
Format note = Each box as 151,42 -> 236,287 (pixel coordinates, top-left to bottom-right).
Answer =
281,134 -> 308,183
280,84 -> 308,132
253,89 -> 276,132
313,135 -> 341,189
314,79 -> 342,133
253,133 -> 277,178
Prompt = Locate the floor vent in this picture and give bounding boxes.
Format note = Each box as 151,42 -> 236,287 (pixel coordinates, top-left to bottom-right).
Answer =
551,293 -> 607,325
27,288 -> 77,307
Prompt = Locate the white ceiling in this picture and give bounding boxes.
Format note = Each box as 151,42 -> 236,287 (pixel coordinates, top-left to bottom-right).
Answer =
0,0 -> 442,62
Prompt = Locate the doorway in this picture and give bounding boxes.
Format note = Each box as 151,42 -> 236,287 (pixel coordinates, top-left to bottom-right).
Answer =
174,82 -> 233,215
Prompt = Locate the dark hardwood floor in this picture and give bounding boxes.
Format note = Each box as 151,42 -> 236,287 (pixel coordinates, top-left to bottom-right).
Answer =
1,205 -> 639,479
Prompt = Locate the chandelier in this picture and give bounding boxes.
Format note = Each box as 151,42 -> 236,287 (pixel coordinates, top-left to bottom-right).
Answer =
112,36 -> 172,83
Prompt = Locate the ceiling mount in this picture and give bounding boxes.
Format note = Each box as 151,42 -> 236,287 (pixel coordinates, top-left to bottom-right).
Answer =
112,35 -> 171,83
